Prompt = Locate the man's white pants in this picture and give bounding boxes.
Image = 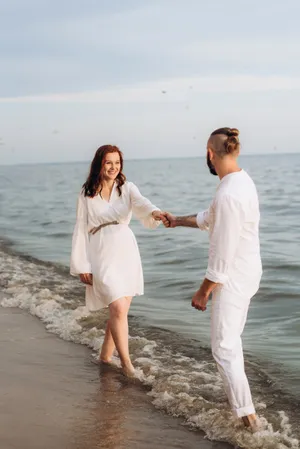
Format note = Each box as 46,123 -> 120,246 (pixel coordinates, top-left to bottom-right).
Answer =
211,287 -> 255,418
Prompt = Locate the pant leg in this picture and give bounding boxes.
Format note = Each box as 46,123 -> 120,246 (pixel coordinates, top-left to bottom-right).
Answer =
211,287 -> 255,418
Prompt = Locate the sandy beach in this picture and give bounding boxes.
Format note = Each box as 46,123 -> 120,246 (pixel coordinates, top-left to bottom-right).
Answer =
0,304 -> 232,449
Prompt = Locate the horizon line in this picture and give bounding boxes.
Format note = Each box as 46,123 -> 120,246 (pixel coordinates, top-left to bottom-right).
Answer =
0,151 -> 298,167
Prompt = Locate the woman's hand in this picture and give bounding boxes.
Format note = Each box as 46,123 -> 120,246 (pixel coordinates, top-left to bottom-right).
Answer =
152,210 -> 176,227
79,273 -> 93,285
152,210 -> 164,221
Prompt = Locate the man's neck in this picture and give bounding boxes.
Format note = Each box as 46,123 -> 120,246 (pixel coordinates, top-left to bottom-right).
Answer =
217,163 -> 242,180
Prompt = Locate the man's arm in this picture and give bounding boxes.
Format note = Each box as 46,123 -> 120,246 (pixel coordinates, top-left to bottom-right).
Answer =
173,214 -> 198,228
161,210 -> 210,229
199,278 -> 218,297
205,195 -> 242,284
192,195 -> 243,312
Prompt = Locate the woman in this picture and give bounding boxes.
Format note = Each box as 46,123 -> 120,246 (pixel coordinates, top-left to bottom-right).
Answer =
70,145 -> 163,376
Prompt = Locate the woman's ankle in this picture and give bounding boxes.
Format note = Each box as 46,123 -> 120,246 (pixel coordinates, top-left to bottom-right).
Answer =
99,348 -> 114,361
120,357 -> 133,368
99,356 -> 112,363
121,360 -> 135,377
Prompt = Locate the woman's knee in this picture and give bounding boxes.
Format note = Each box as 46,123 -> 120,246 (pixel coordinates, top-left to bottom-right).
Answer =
109,298 -> 128,319
105,320 -> 111,333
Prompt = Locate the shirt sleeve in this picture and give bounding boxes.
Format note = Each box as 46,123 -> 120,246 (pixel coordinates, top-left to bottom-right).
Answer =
129,182 -> 161,229
196,208 -> 210,230
70,192 -> 92,275
205,195 -> 243,284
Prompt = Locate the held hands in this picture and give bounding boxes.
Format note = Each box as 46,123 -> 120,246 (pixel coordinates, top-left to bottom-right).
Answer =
152,211 -> 176,228
79,273 -> 93,285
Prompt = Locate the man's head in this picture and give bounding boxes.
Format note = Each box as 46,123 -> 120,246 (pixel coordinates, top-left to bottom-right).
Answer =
206,128 -> 240,176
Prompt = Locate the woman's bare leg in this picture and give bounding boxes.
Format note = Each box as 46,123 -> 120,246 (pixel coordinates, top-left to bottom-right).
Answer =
108,296 -> 134,376
99,320 -> 116,363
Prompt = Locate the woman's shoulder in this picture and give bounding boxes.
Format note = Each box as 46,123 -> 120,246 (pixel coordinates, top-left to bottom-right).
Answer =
78,188 -> 94,202
122,180 -> 135,191
78,188 -> 87,199
123,181 -> 142,195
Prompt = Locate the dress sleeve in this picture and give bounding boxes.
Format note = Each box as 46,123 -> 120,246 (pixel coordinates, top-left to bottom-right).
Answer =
129,182 -> 161,229
196,208 -> 210,230
70,192 -> 92,276
205,195 -> 243,284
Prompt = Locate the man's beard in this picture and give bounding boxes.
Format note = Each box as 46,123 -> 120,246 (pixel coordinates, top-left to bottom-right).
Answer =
206,153 -> 218,176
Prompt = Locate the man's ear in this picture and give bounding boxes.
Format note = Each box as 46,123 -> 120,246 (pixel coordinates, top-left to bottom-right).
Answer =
207,147 -> 214,161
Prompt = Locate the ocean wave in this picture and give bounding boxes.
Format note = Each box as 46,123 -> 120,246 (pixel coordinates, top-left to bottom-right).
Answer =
0,246 -> 299,449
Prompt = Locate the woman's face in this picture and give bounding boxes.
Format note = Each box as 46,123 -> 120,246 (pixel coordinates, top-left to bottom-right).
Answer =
102,152 -> 121,181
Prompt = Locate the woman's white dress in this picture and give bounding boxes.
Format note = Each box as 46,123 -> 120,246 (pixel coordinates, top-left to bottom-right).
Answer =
70,181 -> 160,311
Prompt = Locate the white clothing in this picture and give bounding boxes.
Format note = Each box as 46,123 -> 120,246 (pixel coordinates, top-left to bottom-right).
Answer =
197,170 -> 262,294
211,287 -> 255,418
70,181 -> 159,311
197,170 -> 262,417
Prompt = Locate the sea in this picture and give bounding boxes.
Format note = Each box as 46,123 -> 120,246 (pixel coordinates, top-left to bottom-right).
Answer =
0,154 -> 299,449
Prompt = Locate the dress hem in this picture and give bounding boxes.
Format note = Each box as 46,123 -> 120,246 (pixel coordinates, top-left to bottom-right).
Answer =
87,292 -> 144,312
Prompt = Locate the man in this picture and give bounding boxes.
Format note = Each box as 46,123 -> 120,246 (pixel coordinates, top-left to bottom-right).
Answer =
161,127 -> 262,430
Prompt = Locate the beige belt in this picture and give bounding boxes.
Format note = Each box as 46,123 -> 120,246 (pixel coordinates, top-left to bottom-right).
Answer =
89,221 -> 119,235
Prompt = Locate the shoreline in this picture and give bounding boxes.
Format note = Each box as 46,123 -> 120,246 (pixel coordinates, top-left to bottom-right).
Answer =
0,304 -> 231,449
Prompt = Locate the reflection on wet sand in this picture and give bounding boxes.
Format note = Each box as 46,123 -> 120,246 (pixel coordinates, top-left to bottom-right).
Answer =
0,307 -> 232,449
87,367 -> 131,449
70,364 -> 233,449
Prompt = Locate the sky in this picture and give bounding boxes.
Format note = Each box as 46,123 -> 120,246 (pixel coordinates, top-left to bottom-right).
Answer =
0,0 -> 300,164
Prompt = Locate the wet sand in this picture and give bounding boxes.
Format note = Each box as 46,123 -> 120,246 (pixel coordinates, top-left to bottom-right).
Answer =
0,306 -> 232,449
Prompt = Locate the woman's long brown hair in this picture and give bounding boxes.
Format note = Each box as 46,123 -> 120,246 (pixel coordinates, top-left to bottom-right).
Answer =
82,145 -> 126,197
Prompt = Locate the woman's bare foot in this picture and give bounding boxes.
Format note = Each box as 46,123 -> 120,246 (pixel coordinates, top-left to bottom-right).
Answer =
121,361 -> 135,378
90,355 -> 113,366
99,358 -> 113,365
242,414 -> 260,432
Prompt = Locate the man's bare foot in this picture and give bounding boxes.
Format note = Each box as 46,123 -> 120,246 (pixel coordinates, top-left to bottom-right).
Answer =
121,361 -> 135,378
242,414 -> 260,432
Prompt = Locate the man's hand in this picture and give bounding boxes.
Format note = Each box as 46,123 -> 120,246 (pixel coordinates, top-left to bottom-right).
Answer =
191,288 -> 209,312
152,211 -> 177,228
192,279 -> 218,311
79,273 -> 93,285
160,212 -> 177,228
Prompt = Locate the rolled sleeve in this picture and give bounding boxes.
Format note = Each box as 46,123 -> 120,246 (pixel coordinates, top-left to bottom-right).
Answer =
205,268 -> 228,284
196,209 -> 210,230
206,195 -> 243,284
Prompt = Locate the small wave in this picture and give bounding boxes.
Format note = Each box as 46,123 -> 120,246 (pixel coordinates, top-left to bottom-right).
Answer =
48,232 -> 71,238
0,247 -> 299,448
262,263 -> 300,273
40,220 -> 71,228
41,221 -> 53,227
256,289 -> 300,302
158,280 -> 194,289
